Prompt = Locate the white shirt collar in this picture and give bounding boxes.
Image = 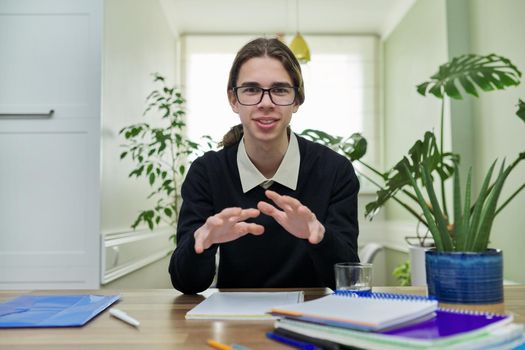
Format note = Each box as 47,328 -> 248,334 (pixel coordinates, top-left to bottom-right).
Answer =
237,132 -> 300,193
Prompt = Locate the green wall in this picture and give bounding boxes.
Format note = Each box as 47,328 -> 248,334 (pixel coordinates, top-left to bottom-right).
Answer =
468,0 -> 525,283
382,0 -> 449,221
382,0 -> 525,283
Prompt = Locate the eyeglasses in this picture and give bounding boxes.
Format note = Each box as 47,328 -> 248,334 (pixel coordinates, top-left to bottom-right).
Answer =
233,86 -> 297,106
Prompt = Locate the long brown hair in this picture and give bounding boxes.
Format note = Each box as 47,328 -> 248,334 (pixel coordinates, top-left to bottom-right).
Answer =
220,37 -> 304,147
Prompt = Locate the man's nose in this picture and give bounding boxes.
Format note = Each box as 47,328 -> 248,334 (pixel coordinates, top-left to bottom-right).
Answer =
258,90 -> 274,105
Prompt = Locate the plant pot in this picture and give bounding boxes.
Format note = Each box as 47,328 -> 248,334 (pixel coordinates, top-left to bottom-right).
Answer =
425,249 -> 503,311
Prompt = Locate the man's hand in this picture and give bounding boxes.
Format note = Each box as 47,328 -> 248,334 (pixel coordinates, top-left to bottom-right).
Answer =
257,190 -> 325,244
194,207 -> 264,254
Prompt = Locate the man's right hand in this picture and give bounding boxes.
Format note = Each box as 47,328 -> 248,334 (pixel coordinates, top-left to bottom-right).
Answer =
193,207 -> 264,254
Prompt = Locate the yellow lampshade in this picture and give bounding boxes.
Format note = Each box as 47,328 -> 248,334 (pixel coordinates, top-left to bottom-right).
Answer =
289,33 -> 310,63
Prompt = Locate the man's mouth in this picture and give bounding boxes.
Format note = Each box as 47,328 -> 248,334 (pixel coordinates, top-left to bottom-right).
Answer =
256,118 -> 277,125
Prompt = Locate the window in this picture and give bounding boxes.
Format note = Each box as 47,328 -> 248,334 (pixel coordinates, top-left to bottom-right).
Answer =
182,35 -> 380,174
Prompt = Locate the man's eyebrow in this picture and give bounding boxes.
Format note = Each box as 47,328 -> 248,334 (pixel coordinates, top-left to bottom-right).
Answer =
237,81 -> 261,87
237,81 -> 293,87
271,82 -> 294,87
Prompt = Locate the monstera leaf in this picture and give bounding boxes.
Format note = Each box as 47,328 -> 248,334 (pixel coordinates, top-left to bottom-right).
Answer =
365,132 -> 459,220
300,129 -> 367,161
517,99 -> 525,123
416,54 -> 521,99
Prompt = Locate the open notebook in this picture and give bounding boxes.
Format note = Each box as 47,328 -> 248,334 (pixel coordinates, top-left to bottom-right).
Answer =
185,291 -> 304,320
270,293 -> 438,331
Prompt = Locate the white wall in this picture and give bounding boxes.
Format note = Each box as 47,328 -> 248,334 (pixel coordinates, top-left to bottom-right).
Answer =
101,0 -> 177,288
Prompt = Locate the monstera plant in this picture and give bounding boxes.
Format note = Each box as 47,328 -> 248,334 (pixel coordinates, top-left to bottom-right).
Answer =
302,53 -> 525,253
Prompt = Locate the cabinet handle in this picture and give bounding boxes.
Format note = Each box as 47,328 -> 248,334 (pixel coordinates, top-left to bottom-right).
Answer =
0,110 -> 54,118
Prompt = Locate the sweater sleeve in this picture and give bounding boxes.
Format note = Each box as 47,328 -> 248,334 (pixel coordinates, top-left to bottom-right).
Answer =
168,157 -> 218,294
308,159 -> 360,289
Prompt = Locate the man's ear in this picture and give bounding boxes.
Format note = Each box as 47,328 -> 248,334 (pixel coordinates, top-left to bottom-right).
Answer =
292,101 -> 300,113
228,90 -> 239,113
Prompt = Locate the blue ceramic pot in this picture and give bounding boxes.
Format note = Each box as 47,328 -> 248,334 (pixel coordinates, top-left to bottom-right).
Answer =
425,249 -> 503,304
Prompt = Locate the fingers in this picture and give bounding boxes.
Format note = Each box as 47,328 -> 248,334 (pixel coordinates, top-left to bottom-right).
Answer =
234,222 -> 265,237
218,207 -> 260,223
307,219 -> 325,244
297,204 -> 316,221
217,207 -> 242,219
193,225 -> 210,254
265,190 -> 301,212
260,190 -> 324,244
193,207 -> 263,254
237,208 -> 261,221
257,200 -> 279,217
260,190 -> 311,220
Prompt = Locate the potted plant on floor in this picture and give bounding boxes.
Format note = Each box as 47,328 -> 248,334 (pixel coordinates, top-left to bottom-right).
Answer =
302,53 -> 524,306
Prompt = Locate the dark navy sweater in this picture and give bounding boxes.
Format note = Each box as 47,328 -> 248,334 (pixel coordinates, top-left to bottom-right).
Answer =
169,134 -> 360,294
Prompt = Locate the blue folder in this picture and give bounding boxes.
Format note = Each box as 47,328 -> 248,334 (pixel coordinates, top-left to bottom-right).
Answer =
0,294 -> 120,328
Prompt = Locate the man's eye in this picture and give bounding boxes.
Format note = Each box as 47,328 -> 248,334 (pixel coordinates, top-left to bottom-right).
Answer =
240,87 -> 261,94
271,87 -> 291,95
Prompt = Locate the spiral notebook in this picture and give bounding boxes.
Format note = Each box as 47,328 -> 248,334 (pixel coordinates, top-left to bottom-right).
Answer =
275,317 -> 522,350
269,292 -> 438,331
272,292 -> 521,350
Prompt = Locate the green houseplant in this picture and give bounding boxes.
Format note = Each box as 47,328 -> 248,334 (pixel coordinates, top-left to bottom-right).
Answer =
398,55 -> 524,254
119,74 -> 212,244
302,53 -> 525,304
392,260 -> 411,287
303,55 -> 523,239
407,55 -> 524,306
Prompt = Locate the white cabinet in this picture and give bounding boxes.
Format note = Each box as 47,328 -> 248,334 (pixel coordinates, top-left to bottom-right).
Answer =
0,0 -> 102,288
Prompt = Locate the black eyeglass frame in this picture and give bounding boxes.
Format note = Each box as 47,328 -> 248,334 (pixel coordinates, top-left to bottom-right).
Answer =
232,86 -> 298,106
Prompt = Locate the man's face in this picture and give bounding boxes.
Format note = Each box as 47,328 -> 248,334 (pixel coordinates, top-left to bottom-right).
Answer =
229,56 -> 299,146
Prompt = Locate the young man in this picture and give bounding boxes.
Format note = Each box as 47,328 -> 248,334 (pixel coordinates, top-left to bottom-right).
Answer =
169,37 -> 360,294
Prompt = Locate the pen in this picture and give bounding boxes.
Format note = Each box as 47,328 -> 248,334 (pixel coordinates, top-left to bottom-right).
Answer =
109,308 -> 140,327
207,339 -> 235,350
231,344 -> 252,350
266,331 -> 322,350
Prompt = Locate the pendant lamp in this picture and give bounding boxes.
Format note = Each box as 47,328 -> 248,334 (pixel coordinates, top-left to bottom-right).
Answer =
290,33 -> 310,63
289,0 -> 310,63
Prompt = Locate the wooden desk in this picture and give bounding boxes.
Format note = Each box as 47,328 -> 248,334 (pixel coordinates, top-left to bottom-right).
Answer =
0,286 -> 524,349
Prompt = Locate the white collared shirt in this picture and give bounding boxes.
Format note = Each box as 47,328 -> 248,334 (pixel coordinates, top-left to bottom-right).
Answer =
237,132 -> 300,193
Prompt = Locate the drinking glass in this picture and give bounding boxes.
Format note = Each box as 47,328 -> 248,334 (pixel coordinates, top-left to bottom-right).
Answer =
334,262 -> 373,294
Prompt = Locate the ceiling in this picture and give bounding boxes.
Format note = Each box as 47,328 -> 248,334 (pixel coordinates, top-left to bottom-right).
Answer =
160,0 -> 415,39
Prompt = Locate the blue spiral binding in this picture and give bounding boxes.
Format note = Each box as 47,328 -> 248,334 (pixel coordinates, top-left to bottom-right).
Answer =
333,290 -> 437,301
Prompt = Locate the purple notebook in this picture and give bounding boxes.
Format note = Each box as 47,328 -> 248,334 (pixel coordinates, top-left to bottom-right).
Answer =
382,309 -> 512,339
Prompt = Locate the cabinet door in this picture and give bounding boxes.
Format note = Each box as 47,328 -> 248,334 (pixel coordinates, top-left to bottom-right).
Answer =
0,0 -> 102,289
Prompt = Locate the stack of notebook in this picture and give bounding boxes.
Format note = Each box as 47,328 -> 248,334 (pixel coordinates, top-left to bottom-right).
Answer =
268,292 -> 525,350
